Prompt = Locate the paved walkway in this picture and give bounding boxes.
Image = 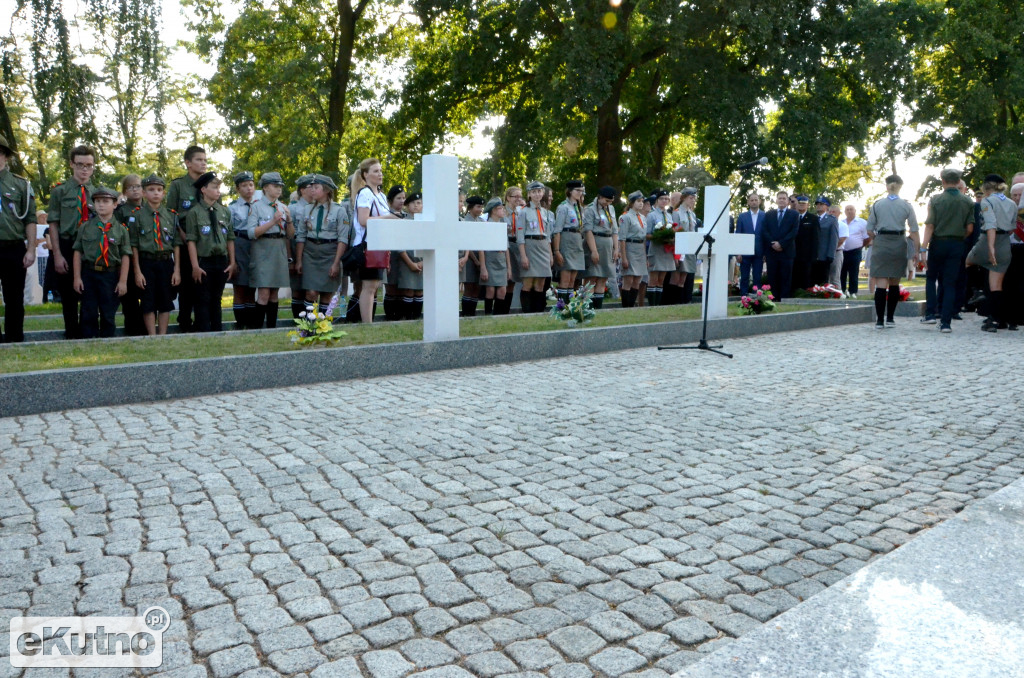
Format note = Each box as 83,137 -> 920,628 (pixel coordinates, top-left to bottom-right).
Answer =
1,320 -> 1022,678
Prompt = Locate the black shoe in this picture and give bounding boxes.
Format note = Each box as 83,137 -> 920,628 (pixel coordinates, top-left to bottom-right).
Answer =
1008,324 -> 1019,331
981,319 -> 998,333
920,316 -> 936,325
968,290 -> 987,305
951,313 -> 963,320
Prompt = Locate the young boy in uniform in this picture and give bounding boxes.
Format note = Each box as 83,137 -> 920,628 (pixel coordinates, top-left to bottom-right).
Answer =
72,187 -> 130,338
166,145 -> 207,331
186,172 -> 237,332
131,174 -> 180,335
47,145 -> 96,339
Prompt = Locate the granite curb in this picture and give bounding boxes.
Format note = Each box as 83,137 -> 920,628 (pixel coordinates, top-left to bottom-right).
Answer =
1,306 -> 872,417
673,475 -> 1024,678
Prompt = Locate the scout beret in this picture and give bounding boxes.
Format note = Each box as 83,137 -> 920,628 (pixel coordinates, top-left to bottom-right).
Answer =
814,195 -> 831,206
259,172 -> 285,187
141,173 -> 165,188
598,186 -> 616,199
295,174 -> 315,189
484,197 -> 504,214
91,186 -> 119,201
651,188 -> 669,199
406,192 -> 422,203
312,174 -> 338,191
627,190 -> 645,203
466,195 -> 485,207
983,173 -> 1005,184
0,133 -> 13,156
526,181 -> 546,191
234,171 -> 254,185
885,174 -> 903,185
645,194 -> 657,204
681,187 -> 698,197
795,194 -> 810,203
193,171 -> 219,191
388,184 -> 405,202
566,180 -> 584,190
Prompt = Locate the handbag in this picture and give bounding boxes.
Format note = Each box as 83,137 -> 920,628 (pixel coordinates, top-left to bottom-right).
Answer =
341,241 -> 366,269
365,248 -> 391,269
345,187 -> 390,269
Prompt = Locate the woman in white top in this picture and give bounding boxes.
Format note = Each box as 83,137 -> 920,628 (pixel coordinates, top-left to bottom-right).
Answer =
351,158 -> 398,323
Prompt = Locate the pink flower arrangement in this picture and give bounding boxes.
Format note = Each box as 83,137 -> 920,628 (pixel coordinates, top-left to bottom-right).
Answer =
738,285 -> 777,315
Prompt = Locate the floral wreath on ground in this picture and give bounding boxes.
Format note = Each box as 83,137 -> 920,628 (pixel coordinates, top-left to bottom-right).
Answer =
547,283 -> 597,327
738,285 -> 777,315
288,293 -> 348,347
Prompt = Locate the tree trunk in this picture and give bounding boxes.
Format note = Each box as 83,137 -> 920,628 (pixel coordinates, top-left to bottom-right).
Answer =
323,0 -> 358,174
647,130 -> 670,181
595,91 -> 624,189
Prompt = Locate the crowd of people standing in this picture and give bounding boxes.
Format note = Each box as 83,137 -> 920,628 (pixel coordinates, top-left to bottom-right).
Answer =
1,135 -> 1022,343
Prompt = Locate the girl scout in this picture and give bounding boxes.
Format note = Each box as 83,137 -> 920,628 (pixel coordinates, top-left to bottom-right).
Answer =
969,174 -> 1017,332
481,197 -> 511,314
672,187 -> 699,304
516,181 -> 554,313
295,174 -> 350,317
397,192 -> 424,320
618,191 -> 648,307
553,180 -> 586,304
460,196 -> 486,316
645,188 -> 675,306
583,186 -> 619,308
500,185 -> 524,314
228,171 -> 258,329
245,172 -> 293,328
383,184 -> 406,320
185,172 -> 237,332
866,174 -> 919,329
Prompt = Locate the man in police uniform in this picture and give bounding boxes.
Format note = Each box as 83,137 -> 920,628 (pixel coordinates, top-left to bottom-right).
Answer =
47,145 -> 96,339
0,133 -> 36,342
813,196 -> 839,285
165,145 -> 208,331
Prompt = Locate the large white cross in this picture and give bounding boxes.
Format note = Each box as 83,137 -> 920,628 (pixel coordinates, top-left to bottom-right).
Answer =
676,185 -> 755,319
367,154 -> 506,342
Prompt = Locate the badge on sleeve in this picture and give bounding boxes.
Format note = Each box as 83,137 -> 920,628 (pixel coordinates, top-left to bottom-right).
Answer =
183,200 -> 192,209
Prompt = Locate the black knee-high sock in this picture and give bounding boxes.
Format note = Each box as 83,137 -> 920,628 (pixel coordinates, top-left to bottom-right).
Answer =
244,303 -> 258,329
626,289 -> 638,307
533,290 -> 547,313
461,296 -> 476,317
345,295 -> 360,323
382,295 -> 394,320
484,297 -> 494,314
290,299 -> 304,319
232,304 -> 245,329
991,290 -> 1004,325
266,302 -> 279,328
592,292 -> 604,309
494,296 -> 508,314
255,302 -> 268,329
402,297 -> 415,320
874,288 -> 887,322
646,288 -> 656,307
414,296 -> 423,319
520,289 -> 531,313
886,284 -> 900,321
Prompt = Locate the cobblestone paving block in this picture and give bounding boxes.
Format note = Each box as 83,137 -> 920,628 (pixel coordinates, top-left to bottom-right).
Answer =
363,649 -> 416,678
588,646 -> 648,677
548,625 -> 607,661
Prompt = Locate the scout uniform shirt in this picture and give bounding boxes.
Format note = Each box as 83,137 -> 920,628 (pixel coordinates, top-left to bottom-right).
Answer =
47,179 -> 93,239
131,203 -> 180,256
229,196 -> 254,234
0,166 -> 35,242
245,196 -> 289,238
980,192 -> 1017,233
515,203 -> 555,242
296,201 -> 349,243
185,201 -> 234,257
73,216 -> 130,270
166,175 -> 200,230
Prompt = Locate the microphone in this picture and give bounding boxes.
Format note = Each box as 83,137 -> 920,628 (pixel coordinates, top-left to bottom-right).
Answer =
737,157 -> 768,171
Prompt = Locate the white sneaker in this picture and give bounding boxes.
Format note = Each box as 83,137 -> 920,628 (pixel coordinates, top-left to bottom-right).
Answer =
849,293 -> 857,299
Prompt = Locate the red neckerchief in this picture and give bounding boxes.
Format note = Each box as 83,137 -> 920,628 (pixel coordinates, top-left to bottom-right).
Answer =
79,186 -> 89,225
154,210 -> 164,251
536,207 -> 544,234
96,222 -> 113,266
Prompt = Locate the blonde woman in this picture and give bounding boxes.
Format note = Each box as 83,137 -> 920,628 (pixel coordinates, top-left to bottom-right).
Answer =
350,158 -> 399,323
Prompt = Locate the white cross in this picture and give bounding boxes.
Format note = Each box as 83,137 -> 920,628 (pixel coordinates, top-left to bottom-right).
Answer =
675,185 -> 756,319
367,154 -> 506,342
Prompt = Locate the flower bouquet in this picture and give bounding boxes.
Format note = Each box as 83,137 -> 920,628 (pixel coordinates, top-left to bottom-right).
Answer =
547,283 -> 596,327
738,285 -> 777,315
288,293 -> 348,347
802,284 -> 844,299
649,227 -> 675,247
899,286 -> 912,301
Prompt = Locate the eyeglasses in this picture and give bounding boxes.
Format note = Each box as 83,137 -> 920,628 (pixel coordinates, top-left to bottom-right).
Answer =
72,162 -> 95,170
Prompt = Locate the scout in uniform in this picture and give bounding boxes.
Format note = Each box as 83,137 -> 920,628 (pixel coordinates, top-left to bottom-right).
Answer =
480,197 -> 511,314
866,174 -> 919,328
618,191 -> 648,308
229,171 -> 258,329
295,174 -> 350,315
166,145 -> 208,332
552,180 -> 586,304
383,184 -> 406,320
47,145 -> 96,339
397,192 -> 424,320
967,174 -> 1017,332
583,186 -> 619,308
72,187 -> 130,338
114,174 -> 146,335
670,187 -> 699,304
129,174 -> 180,335
186,172 -> 237,332
0,133 -> 36,343
459,195 -> 486,316
245,172 -> 292,328
516,181 -> 555,313
499,185 -> 524,314
645,188 -> 675,306
289,174 -> 315,319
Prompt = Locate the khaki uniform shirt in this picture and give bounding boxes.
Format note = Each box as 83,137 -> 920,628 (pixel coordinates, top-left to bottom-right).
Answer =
0,167 -> 35,241
73,216 -> 130,270
925,188 -> 975,239
166,175 -> 200,231
980,193 -> 1016,233
185,202 -> 234,257
296,202 -> 349,243
867,194 -> 919,235
131,204 -> 180,255
47,180 -> 94,239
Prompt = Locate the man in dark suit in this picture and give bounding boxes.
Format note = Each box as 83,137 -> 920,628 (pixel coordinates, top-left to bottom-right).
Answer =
761,190 -> 799,299
792,195 -> 820,291
734,190 -> 764,296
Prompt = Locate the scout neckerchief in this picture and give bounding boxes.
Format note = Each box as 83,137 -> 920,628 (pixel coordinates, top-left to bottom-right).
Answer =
208,204 -> 222,244
315,204 -> 325,237
572,201 -> 583,228
79,185 -> 89,226
602,203 -> 613,229
532,204 -> 544,234
153,209 -> 164,251
96,221 -> 112,267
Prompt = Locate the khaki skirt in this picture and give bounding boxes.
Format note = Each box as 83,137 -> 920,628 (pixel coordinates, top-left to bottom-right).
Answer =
232,234 -> 251,287
868,232 -> 908,279
967,230 -> 1012,274
482,249 -> 508,287
520,237 -> 552,278
585,233 -> 616,278
301,239 -> 340,293
397,251 -> 423,290
557,231 -> 585,271
250,236 -> 290,289
622,241 -> 648,277
648,235 -> 677,272
507,238 -> 521,283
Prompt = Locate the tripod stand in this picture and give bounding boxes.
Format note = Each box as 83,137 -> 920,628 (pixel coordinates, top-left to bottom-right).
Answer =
658,168 -> 758,358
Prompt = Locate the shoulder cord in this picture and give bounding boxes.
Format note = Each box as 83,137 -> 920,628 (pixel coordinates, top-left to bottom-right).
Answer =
11,176 -> 32,222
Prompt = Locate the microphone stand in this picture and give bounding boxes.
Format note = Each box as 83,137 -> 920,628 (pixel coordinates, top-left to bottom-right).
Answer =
658,165 -> 759,358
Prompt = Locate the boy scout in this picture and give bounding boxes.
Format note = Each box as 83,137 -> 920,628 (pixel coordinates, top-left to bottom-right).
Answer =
0,133 -> 36,343
229,171 -> 258,329
166,145 -> 208,332
186,172 -> 237,332
47,145 -> 96,339
72,187 -> 130,338
114,174 -> 146,336
130,174 -> 180,335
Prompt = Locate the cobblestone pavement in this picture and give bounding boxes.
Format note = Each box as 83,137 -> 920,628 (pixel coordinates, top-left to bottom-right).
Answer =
2,321 -> 1022,678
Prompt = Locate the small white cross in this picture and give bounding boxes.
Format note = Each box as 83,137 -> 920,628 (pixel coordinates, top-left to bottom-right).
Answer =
675,185 -> 756,319
367,154 -> 506,341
